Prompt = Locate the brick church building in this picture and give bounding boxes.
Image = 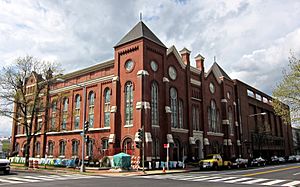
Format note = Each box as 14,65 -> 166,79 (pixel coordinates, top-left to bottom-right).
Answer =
10,21 -> 293,162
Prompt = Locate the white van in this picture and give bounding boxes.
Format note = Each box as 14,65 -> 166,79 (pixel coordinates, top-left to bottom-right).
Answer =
0,154 -> 10,174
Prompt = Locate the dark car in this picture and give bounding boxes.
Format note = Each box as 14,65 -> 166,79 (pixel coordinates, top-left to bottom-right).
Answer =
231,158 -> 249,168
270,156 -> 279,164
278,157 -> 286,164
251,157 -> 266,167
288,155 -> 297,162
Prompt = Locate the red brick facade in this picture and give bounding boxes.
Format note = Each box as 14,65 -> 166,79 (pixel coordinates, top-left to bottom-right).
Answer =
10,21 -> 293,162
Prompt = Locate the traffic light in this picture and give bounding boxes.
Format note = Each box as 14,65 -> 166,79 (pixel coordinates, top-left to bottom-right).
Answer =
84,121 -> 89,132
137,128 -> 143,141
136,141 -> 142,149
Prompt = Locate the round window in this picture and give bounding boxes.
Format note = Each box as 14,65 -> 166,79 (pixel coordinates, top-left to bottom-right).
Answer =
125,60 -> 134,71
168,66 -> 177,80
150,60 -> 158,72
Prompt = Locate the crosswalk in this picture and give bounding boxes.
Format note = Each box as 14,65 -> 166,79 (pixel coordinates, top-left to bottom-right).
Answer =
133,174 -> 300,186
0,174 -> 106,186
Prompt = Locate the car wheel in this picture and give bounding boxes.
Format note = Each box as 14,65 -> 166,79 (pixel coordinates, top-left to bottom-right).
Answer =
4,170 -> 10,175
213,164 -> 219,170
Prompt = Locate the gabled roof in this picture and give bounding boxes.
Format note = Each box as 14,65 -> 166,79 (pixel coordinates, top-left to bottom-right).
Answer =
167,45 -> 186,69
206,62 -> 231,83
115,21 -> 166,48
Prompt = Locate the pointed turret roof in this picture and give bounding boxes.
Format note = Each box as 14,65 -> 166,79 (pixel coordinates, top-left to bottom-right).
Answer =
115,21 -> 166,48
207,62 -> 231,81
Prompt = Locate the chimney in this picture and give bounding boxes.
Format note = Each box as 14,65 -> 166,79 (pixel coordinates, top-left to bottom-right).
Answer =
195,54 -> 205,72
179,47 -> 191,65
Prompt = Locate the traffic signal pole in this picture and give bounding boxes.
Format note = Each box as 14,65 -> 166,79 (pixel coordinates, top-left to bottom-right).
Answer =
80,85 -> 87,172
142,124 -> 145,173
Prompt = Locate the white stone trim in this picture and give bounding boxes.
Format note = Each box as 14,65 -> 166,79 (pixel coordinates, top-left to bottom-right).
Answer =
223,139 -> 228,146
137,70 -> 149,76
221,99 -> 227,103
46,129 -> 82,135
222,120 -> 229,125
110,106 -> 117,113
145,132 -> 153,143
204,138 -> 210,145
136,101 -> 151,110
207,132 -> 224,137
50,75 -> 114,95
15,134 -> 26,137
165,106 -> 171,113
189,137 -> 196,144
167,134 -> 174,144
88,127 -> 110,131
167,46 -> 186,70
171,128 -> 189,133
124,124 -> 133,128
235,121 -> 239,126
109,134 -> 115,143
233,102 -> 236,106
152,125 -> 160,128
163,77 -> 169,83
191,97 -> 202,102
38,118 -> 43,122
112,76 -> 119,82
190,78 -> 201,86
237,140 -> 241,146
228,139 -> 232,146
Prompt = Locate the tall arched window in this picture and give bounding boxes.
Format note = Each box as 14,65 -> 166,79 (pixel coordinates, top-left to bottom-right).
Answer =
104,88 -> 110,127
72,140 -> 79,156
151,82 -> 159,126
178,100 -> 183,128
62,98 -> 68,130
125,82 -> 133,126
87,139 -> 94,158
51,101 -> 56,131
210,100 -> 217,132
192,105 -> 200,131
170,87 -> 178,128
59,141 -> 66,156
74,95 -> 81,129
152,138 -> 160,159
88,91 -> 95,128
35,141 -> 40,157
48,141 -> 54,156
228,106 -> 233,135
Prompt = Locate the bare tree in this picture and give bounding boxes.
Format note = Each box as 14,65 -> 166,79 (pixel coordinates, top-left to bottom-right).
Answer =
0,56 -> 61,167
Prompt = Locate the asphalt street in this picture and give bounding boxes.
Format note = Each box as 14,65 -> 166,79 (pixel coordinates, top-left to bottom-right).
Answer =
0,162 -> 299,187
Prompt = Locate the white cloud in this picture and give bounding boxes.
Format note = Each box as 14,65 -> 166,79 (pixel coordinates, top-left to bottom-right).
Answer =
1,0 -> 300,136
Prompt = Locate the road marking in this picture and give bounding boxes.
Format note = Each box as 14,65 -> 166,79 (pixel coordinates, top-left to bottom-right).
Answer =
241,178 -> 269,184
176,176 -> 209,181
260,179 -> 286,186
191,176 -> 221,181
224,177 -> 252,183
0,178 -> 23,184
207,176 -> 237,182
7,177 -> 39,182
23,176 -> 56,181
281,180 -> 300,186
243,165 -> 300,177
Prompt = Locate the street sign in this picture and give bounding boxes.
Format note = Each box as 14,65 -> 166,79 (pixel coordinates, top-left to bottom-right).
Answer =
164,143 -> 169,148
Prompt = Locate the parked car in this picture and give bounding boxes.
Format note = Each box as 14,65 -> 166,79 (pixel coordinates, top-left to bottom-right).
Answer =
278,157 -> 286,164
0,157 -> 10,174
288,155 -> 297,162
251,157 -> 266,167
199,154 -> 232,170
231,158 -> 249,168
295,155 -> 300,162
270,156 -> 279,164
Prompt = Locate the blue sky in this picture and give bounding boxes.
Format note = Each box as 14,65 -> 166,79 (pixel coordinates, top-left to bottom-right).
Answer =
1,0 -> 300,136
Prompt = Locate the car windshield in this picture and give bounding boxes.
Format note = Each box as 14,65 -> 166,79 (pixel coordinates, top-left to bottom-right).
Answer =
205,155 -> 214,159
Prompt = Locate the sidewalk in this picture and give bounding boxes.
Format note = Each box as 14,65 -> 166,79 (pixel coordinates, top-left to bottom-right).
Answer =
11,164 -> 199,176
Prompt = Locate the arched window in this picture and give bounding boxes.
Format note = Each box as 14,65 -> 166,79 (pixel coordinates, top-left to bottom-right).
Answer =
228,107 -> 233,135
59,141 -> 66,156
123,138 -> 133,154
192,105 -> 200,131
86,139 -> 94,158
72,140 -> 79,156
74,95 -> 81,129
62,98 -> 68,130
104,88 -> 110,127
209,100 -> 217,132
170,87 -> 178,128
178,100 -> 183,128
125,82 -> 133,126
51,101 -> 56,131
151,82 -> 159,126
48,141 -> 54,156
101,139 -> 109,150
152,138 -> 160,158
35,141 -> 40,157
88,91 -> 95,128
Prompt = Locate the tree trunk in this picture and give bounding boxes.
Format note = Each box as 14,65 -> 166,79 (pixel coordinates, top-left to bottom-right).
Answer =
24,141 -> 30,168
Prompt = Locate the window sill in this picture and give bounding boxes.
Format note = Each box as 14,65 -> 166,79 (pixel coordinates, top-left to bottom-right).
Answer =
89,127 -> 110,131
171,128 -> 189,133
152,125 -> 160,128
59,156 -> 65,159
124,125 -> 133,128
207,132 -> 224,137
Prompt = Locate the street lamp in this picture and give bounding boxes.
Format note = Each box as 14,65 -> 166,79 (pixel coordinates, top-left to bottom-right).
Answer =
56,78 -> 87,172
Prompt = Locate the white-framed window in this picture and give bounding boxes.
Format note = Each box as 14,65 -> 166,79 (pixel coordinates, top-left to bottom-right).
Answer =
192,105 -> 200,131
51,101 -> 56,131
87,139 -> 94,158
35,141 -> 40,157
151,82 -> 159,126
125,82 -> 133,126
48,141 -> 54,156
104,88 -> 110,127
209,100 -> 219,132
62,98 -> 68,130
72,140 -> 79,156
74,95 -> 81,129
102,139 -> 109,150
59,141 -> 66,156
88,91 -> 95,128
170,87 -> 178,128
228,106 -> 234,135
152,138 -> 160,158
178,100 -> 184,128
